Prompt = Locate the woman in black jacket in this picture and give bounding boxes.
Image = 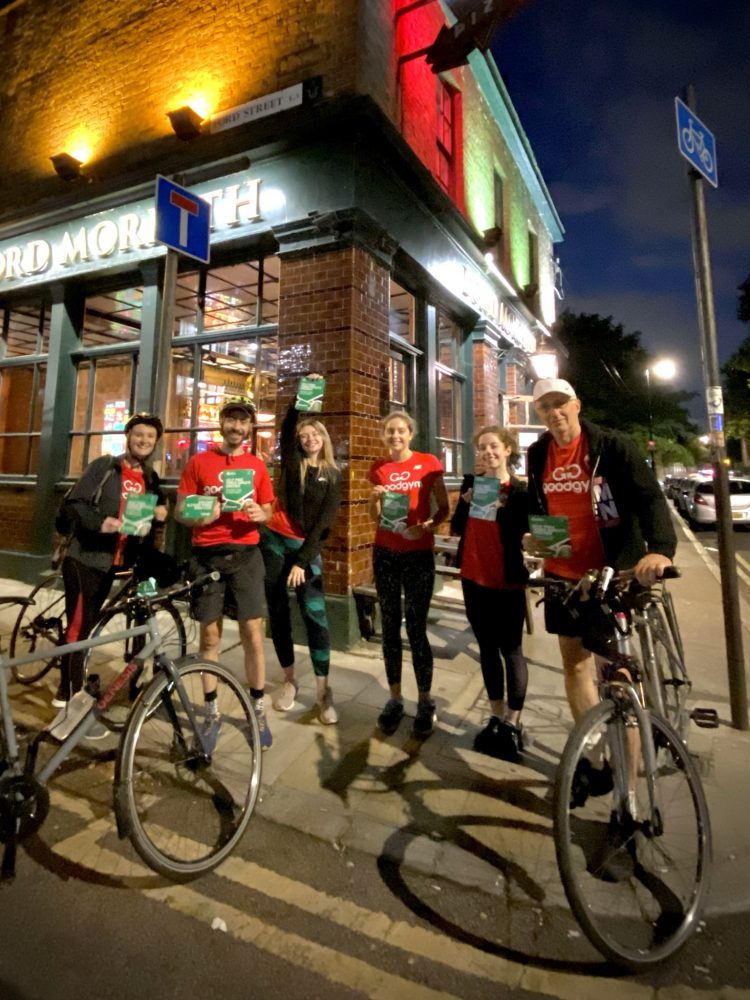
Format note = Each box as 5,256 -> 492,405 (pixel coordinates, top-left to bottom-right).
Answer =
451,426 -> 530,761
262,386 -> 342,723
55,413 -> 167,707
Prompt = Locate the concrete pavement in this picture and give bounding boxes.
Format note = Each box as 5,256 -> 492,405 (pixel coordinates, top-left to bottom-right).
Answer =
1,512 -> 749,922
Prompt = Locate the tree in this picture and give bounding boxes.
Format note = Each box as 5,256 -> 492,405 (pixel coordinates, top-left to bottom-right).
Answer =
722,335 -> 750,465
552,311 -> 698,466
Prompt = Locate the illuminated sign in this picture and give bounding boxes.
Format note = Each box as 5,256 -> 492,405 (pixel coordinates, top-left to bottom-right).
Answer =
0,172 -> 272,291
430,259 -> 536,353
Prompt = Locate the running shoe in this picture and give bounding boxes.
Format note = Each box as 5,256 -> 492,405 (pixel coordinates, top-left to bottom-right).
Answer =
412,699 -> 436,739
273,681 -> 299,712
254,697 -> 273,751
377,697 -> 404,735
318,687 -> 338,725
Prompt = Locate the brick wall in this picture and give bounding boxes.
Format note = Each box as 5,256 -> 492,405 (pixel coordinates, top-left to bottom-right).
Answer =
471,338 -> 500,429
0,0 -> 360,215
0,487 -> 36,551
276,245 -> 391,595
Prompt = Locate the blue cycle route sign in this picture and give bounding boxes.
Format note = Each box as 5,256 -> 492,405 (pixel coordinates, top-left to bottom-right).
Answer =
675,97 -> 718,188
155,175 -> 211,263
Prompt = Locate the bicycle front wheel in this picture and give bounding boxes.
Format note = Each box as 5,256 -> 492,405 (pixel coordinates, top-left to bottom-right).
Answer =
10,574 -> 66,684
114,658 -> 261,880
554,700 -> 711,970
84,600 -> 186,729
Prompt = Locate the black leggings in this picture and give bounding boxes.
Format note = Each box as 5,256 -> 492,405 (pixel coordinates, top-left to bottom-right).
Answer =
461,578 -> 528,711
60,557 -> 114,696
373,546 -> 435,693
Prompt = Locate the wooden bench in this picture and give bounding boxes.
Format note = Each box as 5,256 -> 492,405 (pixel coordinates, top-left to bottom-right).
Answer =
352,540 -> 540,641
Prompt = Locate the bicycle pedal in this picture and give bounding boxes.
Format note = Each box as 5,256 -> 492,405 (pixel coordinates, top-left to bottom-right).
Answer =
691,707 -> 719,729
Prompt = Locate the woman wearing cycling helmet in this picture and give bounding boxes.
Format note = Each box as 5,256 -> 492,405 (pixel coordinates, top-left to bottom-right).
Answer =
54,413 -> 168,707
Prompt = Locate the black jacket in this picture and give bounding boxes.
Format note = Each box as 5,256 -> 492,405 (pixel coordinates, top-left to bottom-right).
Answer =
276,404 -> 342,569
65,455 -> 165,572
450,474 -> 530,586
526,418 -> 677,571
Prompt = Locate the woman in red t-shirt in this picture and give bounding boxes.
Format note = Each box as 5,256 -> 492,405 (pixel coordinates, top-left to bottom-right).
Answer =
450,427 -> 530,762
368,411 -> 449,738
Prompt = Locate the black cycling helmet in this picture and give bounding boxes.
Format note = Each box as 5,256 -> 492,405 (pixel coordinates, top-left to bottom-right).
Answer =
124,413 -> 164,439
219,396 -> 256,419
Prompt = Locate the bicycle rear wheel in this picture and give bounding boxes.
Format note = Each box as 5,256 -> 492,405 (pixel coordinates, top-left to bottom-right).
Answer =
84,600 -> 186,729
114,658 -> 261,880
554,700 -> 711,970
9,574 -> 66,684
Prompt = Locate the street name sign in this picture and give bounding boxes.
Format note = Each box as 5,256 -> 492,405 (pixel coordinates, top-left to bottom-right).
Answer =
210,77 -> 323,134
675,97 -> 718,188
155,175 -> 211,263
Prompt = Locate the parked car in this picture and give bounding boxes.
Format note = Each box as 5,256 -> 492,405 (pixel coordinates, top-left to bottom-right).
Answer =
674,475 -> 709,516
684,477 -> 750,528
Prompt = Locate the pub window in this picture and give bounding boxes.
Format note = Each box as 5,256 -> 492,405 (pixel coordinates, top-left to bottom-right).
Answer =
0,299 -> 49,476
68,285 -> 142,475
436,79 -> 458,197
174,256 -> 280,337
435,311 -> 465,476
388,278 -> 421,414
163,255 -> 280,478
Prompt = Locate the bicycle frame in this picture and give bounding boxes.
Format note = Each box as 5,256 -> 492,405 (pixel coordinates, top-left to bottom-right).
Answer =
0,613 -> 202,785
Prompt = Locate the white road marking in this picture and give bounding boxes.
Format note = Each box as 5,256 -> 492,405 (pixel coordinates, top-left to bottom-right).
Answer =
46,791 -> 750,1000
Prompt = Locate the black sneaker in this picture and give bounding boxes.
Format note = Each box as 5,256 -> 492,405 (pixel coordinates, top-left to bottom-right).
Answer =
589,810 -> 637,883
570,757 -> 614,808
473,717 -> 503,755
412,699 -> 436,739
497,720 -> 524,762
377,698 -> 404,735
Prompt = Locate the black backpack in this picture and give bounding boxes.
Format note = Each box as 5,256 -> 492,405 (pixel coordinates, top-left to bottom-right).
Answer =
53,458 -> 117,560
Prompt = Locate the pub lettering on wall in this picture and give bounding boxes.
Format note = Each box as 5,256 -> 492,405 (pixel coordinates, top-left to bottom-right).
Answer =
0,176 -> 263,286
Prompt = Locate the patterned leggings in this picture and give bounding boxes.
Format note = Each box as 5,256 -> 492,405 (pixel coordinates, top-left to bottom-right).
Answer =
461,578 -> 528,710
261,529 -> 331,677
373,546 -> 435,693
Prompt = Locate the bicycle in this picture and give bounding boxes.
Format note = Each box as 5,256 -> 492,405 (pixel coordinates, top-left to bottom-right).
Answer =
9,565 -> 188,713
535,567 -> 713,970
0,572 -> 261,882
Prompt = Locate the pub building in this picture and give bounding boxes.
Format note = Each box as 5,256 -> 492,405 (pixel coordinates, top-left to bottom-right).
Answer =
0,0 -> 563,646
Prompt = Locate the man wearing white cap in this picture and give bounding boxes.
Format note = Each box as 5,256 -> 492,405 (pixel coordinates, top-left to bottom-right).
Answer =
526,378 -> 676,723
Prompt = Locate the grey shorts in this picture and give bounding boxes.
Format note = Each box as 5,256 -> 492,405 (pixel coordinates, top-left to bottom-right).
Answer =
190,545 -> 266,623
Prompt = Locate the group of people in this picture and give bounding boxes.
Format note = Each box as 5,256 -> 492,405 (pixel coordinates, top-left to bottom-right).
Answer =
54,372 -> 676,765
366,376 -> 675,765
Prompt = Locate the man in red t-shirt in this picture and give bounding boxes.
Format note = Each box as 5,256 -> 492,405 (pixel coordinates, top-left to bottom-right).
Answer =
177,399 -> 274,749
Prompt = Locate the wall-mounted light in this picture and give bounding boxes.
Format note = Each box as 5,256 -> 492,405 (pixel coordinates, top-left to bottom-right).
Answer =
50,152 -> 83,180
483,226 -> 502,248
529,339 -> 559,380
167,106 -> 204,141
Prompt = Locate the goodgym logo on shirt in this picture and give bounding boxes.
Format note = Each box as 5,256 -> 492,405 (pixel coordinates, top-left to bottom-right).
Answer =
543,462 -> 590,494
387,466 -> 423,492
121,476 -> 144,497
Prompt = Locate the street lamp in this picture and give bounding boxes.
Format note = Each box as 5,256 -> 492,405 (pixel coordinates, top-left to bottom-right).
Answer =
645,358 -> 677,472
529,339 -> 559,380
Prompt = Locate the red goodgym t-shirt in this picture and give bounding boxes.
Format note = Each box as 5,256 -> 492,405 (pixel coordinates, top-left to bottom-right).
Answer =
542,432 -> 604,579
178,447 -> 274,547
369,451 -> 443,553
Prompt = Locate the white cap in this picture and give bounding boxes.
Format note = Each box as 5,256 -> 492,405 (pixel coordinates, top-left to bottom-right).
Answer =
532,378 -> 577,402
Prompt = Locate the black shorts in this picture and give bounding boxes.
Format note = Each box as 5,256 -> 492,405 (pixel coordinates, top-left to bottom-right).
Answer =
190,545 -> 266,623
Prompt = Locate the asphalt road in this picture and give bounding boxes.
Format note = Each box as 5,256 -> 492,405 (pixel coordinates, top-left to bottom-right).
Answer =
0,779 -> 748,1000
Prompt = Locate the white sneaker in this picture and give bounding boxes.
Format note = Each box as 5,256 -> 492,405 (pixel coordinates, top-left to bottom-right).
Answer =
273,681 -> 298,712
318,687 -> 338,725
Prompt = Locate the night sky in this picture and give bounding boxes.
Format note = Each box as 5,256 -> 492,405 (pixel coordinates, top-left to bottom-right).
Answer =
491,0 -> 750,424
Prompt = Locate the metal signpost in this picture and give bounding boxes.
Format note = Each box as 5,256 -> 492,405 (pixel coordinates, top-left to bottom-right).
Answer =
677,88 -> 747,729
152,176 -> 211,448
